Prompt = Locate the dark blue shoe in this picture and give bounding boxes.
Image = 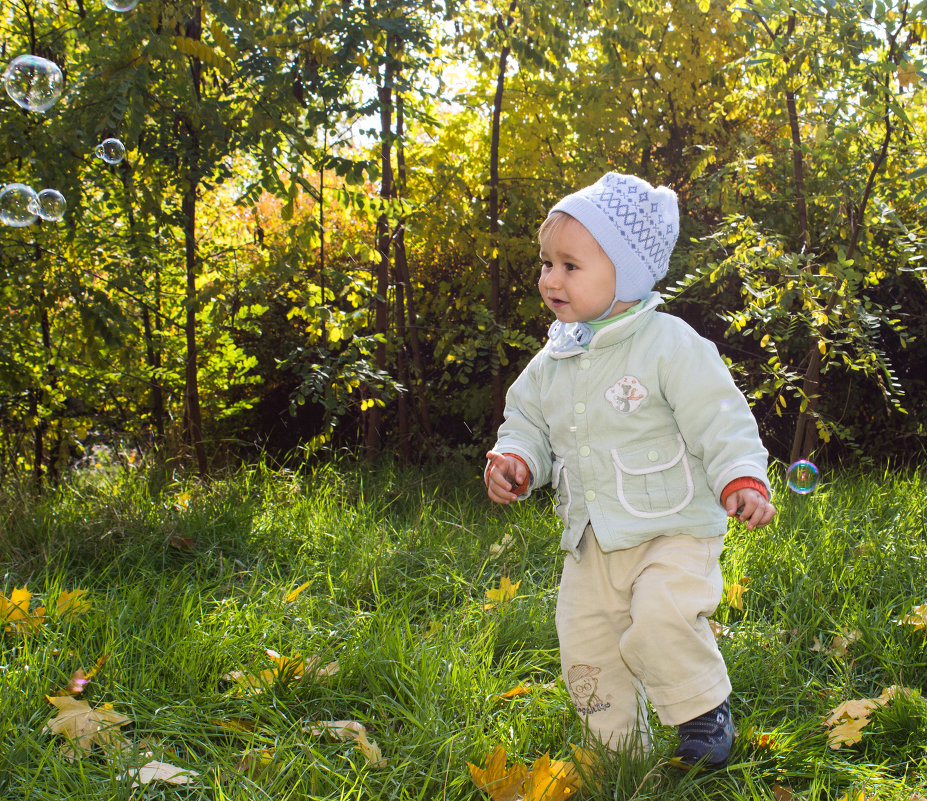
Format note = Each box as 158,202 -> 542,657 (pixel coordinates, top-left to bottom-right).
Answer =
673,698 -> 734,768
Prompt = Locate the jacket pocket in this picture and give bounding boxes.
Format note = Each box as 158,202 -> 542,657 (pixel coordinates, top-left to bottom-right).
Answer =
551,457 -> 572,525
610,434 -> 694,518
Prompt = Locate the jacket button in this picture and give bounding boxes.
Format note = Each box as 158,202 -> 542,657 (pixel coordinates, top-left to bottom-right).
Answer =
579,445 -> 591,457
574,402 -> 585,414
648,450 -> 659,461
585,490 -> 596,501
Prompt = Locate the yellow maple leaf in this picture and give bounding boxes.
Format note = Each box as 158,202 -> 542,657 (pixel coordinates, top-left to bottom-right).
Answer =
468,744 -> 528,801
484,578 -> 521,610
42,696 -> 131,759
726,582 -> 747,611
55,589 -> 90,619
1,587 -> 45,635
123,760 -> 198,789
523,753 -> 581,801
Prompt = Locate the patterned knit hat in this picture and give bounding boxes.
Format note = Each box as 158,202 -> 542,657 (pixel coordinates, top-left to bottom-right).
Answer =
550,172 -> 679,305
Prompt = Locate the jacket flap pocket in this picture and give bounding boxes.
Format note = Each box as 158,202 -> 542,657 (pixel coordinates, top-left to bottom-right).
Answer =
611,434 -> 685,476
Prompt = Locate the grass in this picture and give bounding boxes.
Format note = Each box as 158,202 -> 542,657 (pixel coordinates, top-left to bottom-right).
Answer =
1,456 -> 926,800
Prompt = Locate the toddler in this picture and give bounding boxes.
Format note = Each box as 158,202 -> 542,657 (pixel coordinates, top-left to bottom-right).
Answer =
485,173 -> 776,767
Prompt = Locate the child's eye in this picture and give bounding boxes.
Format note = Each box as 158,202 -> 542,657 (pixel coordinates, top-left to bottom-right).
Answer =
540,261 -> 552,270
565,262 -> 578,271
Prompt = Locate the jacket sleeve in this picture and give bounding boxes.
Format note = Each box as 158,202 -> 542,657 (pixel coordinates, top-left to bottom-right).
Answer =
660,322 -> 771,502
490,353 -> 554,495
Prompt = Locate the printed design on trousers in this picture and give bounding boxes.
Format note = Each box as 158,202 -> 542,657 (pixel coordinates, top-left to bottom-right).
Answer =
605,375 -> 648,414
566,664 -> 611,715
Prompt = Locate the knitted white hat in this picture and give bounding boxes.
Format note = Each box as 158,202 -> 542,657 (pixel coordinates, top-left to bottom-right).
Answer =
550,172 -> 679,306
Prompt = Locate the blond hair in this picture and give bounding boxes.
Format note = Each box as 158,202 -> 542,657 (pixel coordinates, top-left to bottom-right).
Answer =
538,211 -> 609,260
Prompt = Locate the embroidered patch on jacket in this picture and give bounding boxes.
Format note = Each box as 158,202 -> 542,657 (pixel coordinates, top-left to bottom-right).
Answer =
605,376 -> 648,414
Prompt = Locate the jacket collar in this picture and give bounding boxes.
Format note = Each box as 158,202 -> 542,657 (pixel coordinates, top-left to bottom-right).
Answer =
545,293 -> 663,359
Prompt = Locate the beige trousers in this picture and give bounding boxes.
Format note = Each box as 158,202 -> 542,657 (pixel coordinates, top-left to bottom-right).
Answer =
556,526 -> 731,751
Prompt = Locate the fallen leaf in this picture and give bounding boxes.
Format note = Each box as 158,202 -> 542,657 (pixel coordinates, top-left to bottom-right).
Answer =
825,698 -> 881,726
1,587 -> 45,635
708,619 -> 731,639
223,650 -> 338,694
523,753 -> 580,801
307,719 -> 367,741
124,759 -> 198,789
235,748 -> 276,778
499,681 -> 557,700
484,578 -> 521,610
55,589 -> 90,619
285,581 -> 311,603
772,784 -> 795,801
489,533 -> 514,557
897,604 -> 927,631
43,695 -> 131,758
828,715 -> 870,749
468,744 -> 529,801
726,582 -> 747,611
356,729 -> 387,768
306,719 -> 385,768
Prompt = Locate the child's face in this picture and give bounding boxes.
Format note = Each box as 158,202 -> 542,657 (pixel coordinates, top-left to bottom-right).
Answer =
538,216 -> 629,323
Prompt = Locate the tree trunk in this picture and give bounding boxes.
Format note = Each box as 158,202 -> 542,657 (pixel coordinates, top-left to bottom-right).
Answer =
182,6 -> 208,477
367,37 -> 396,460
488,1 -> 517,432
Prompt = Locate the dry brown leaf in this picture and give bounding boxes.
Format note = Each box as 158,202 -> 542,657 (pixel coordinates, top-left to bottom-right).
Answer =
898,604 -> 927,631
772,784 -> 795,801
489,533 -> 515,557
726,582 -> 747,611
708,619 -> 731,640
1,587 -> 45,635
43,695 -> 131,758
124,759 -> 198,789
828,715 -> 870,749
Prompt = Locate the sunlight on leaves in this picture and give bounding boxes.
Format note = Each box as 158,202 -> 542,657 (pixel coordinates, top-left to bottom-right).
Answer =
42,695 -> 131,759
484,577 -> 521,610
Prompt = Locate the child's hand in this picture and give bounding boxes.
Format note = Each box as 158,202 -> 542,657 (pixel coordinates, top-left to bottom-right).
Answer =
725,488 -> 776,530
485,451 -> 530,504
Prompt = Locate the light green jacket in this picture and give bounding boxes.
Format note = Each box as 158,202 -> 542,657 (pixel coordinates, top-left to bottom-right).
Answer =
492,293 -> 771,559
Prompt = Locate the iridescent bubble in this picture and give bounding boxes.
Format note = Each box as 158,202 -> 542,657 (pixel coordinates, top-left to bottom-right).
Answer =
103,0 -> 140,10
3,54 -> 65,113
0,183 -> 39,227
787,459 -> 819,494
94,138 -> 126,164
28,188 -> 67,221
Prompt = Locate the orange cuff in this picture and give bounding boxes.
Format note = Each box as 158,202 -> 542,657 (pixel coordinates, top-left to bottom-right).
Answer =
720,477 -> 769,506
486,453 -> 531,495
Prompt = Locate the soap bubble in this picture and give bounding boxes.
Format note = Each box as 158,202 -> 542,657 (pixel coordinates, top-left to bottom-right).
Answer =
0,183 -> 39,227
103,0 -> 140,10
3,55 -> 65,113
94,138 -> 126,164
28,188 -> 67,221
787,459 -> 819,494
